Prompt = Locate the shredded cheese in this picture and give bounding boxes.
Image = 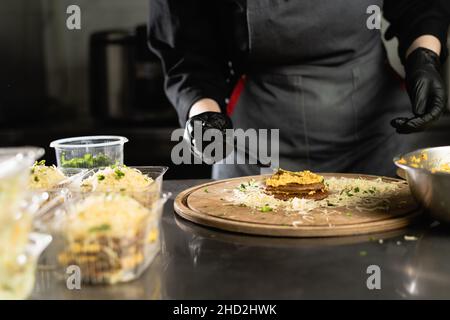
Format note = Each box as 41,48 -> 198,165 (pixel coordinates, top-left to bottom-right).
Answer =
229,177 -> 402,216
81,166 -> 154,192
65,193 -> 153,238
28,164 -> 66,190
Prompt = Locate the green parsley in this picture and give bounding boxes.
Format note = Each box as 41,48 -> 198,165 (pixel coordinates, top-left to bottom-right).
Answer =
238,183 -> 247,191
114,168 -> 125,179
260,204 -> 273,212
88,223 -> 111,233
61,153 -> 114,168
34,160 -> 46,166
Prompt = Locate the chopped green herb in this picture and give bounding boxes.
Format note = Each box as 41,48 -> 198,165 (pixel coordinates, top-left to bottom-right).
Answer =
354,187 -> 360,193
260,204 -> 273,212
238,183 -> 247,191
247,179 -> 258,187
114,168 -> 125,179
88,223 -> 111,233
204,188 -> 209,193
97,174 -> 105,181
34,176 -> 39,182
34,160 -> 46,166
61,153 -> 114,168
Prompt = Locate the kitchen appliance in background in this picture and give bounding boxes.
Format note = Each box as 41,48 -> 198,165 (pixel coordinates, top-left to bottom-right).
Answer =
89,25 -> 176,125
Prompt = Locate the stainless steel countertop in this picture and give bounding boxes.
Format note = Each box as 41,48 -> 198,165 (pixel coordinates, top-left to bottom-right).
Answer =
31,179 -> 450,299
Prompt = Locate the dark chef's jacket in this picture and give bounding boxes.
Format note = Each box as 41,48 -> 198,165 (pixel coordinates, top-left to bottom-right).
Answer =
148,0 -> 450,127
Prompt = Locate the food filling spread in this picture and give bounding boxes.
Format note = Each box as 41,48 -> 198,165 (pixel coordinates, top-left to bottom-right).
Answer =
264,169 -> 328,200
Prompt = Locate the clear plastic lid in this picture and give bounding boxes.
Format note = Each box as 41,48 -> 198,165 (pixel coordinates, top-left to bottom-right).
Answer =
50,136 -> 128,149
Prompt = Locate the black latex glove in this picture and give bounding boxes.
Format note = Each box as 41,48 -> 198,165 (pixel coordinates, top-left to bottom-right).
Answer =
391,48 -> 447,134
184,112 -> 233,164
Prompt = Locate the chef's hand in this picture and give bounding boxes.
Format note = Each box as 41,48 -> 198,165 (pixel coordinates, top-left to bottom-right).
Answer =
185,99 -> 233,164
391,46 -> 447,134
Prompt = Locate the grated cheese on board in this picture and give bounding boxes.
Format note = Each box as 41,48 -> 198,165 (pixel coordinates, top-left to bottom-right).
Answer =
229,177 -> 403,216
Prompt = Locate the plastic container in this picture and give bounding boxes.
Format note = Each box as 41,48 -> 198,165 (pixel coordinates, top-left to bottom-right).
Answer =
69,166 -> 168,205
43,192 -> 171,285
0,146 -> 45,234
0,232 -> 51,300
0,147 -> 51,299
0,147 -> 44,179
28,165 -> 90,224
29,167 -> 89,193
50,136 -> 128,169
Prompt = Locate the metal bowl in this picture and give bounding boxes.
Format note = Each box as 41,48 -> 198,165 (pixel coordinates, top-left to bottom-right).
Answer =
394,146 -> 450,224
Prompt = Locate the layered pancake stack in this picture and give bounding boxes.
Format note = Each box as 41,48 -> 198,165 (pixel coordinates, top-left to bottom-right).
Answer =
264,169 -> 328,200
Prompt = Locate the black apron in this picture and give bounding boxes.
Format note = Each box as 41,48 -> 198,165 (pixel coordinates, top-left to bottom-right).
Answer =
213,0 -> 417,179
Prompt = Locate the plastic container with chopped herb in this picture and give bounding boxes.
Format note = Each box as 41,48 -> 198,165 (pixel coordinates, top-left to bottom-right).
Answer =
50,136 -> 128,169
42,192 -> 170,285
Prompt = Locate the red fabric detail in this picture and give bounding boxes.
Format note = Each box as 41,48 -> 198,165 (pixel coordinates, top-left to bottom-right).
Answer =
226,75 -> 247,116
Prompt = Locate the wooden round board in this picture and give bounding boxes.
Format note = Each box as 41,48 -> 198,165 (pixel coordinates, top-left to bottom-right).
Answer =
174,173 -> 422,237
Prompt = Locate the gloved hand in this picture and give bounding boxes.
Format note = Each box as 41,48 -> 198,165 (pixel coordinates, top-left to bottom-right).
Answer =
391,48 -> 447,134
184,112 -> 233,164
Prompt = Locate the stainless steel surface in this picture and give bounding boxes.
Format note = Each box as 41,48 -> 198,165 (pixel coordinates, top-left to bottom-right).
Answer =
395,146 -> 450,224
30,179 -> 450,299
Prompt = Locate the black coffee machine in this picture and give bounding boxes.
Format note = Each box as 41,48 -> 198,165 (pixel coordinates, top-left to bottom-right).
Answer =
89,25 -> 176,125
